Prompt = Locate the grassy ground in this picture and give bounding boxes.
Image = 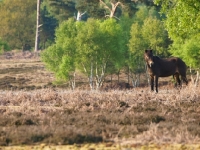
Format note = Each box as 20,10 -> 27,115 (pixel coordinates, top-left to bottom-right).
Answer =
2,144 -> 200,150
0,51 -> 200,149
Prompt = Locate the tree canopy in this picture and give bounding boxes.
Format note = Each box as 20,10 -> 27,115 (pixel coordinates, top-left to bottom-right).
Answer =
41,18 -> 127,89
154,0 -> 200,67
154,0 -> 200,40
0,0 -> 36,50
0,0 -> 178,88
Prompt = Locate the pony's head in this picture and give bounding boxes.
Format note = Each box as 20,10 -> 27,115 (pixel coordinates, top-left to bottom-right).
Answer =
144,49 -> 154,67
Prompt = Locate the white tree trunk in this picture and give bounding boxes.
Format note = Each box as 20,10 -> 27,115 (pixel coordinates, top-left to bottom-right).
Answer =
130,71 -> 137,87
35,0 -> 41,52
89,62 -> 94,90
195,71 -> 199,86
69,72 -> 76,90
95,63 -> 106,90
190,66 -> 199,87
76,11 -> 86,21
82,61 -> 106,90
100,0 -> 121,20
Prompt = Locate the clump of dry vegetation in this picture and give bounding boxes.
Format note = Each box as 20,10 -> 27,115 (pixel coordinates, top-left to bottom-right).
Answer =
0,84 -> 200,146
0,51 -> 200,146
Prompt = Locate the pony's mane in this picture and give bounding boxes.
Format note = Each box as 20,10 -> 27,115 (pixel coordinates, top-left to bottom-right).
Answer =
153,56 -> 161,60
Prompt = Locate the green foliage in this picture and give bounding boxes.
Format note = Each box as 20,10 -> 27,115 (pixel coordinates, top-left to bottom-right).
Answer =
154,0 -> 200,41
154,0 -> 200,68
0,0 -> 36,50
170,35 -> 200,68
128,22 -> 146,73
76,18 -> 126,78
100,19 -> 125,65
42,0 -> 105,22
76,19 -> 101,65
134,5 -> 149,24
142,17 -> 169,56
42,18 -> 126,86
40,1 -> 58,49
0,37 -> 10,54
41,18 -> 77,81
43,0 -> 76,22
128,5 -> 169,74
117,16 -> 134,70
133,5 -> 161,24
75,0 -> 104,19
44,0 -> 139,22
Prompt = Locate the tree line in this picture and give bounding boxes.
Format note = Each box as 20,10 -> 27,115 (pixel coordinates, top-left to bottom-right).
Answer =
0,0 -> 199,89
41,3 -> 169,89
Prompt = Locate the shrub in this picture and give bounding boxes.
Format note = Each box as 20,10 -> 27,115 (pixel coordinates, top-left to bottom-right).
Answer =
0,38 -> 10,54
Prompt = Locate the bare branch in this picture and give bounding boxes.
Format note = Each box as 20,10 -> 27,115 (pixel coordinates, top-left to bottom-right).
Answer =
81,11 -> 87,16
113,15 -> 120,20
100,0 -> 122,19
38,24 -> 43,28
100,0 -> 111,12
112,1 -> 121,11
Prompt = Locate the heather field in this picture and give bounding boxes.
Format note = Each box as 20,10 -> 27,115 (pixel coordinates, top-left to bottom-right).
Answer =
0,52 -> 200,149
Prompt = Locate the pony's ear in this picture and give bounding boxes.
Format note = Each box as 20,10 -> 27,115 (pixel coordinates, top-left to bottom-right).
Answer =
145,50 -> 148,53
150,49 -> 153,53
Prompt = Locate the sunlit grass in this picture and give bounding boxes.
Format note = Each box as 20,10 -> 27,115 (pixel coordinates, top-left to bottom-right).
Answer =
2,144 -> 200,150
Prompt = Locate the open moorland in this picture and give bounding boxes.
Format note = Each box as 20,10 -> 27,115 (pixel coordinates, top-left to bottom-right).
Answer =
0,52 -> 200,149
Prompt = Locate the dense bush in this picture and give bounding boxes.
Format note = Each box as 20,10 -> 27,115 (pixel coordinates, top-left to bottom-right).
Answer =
0,38 -> 10,53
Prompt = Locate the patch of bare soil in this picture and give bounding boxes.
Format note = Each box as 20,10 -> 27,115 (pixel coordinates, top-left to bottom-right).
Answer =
0,51 -> 55,90
0,66 -> 53,90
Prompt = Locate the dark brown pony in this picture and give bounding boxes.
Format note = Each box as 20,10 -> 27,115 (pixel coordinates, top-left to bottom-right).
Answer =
144,49 -> 188,92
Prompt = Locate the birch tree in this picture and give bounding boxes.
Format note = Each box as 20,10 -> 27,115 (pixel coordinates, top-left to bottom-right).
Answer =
35,0 -> 41,52
41,19 -> 79,89
76,18 -> 125,89
100,0 -> 122,19
42,18 -> 125,90
128,22 -> 147,87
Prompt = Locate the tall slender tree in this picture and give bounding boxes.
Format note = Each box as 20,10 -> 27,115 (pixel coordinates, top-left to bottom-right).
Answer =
35,0 -> 41,52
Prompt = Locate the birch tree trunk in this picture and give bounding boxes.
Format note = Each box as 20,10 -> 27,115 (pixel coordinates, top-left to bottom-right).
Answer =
76,11 -> 87,21
89,62 -> 94,90
100,0 -> 121,20
34,0 -> 41,52
95,63 -> 106,90
69,72 -> 76,90
190,66 -> 199,87
130,71 -> 137,87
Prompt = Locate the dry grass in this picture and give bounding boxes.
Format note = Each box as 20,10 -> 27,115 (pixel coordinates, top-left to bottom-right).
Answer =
0,61 -> 53,89
0,51 -> 200,147
0,84 -> 200,146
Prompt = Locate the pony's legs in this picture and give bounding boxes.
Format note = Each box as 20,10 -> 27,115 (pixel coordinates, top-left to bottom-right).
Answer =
150,75 -> 159,92
174,73 -> 181,87
150,75 -> 154,91
181,75 -> 188,85
155,76 -> 159,93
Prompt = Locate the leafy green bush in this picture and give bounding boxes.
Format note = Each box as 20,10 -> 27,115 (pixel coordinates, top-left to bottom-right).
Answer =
41,18 -> 126,89
170,35 -> 200,68
0,38 -> 10,54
